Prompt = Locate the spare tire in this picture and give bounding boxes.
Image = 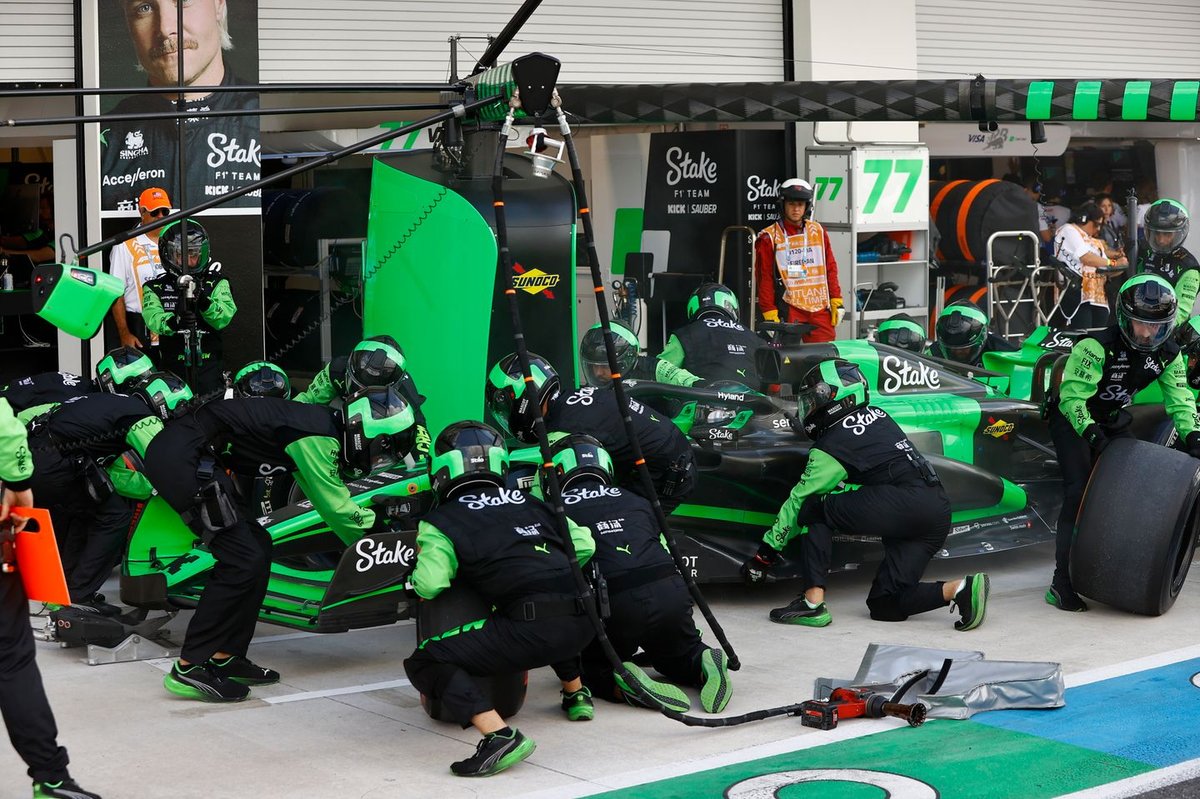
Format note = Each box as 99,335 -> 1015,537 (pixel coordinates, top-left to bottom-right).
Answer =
416,583 -> 528,722
1072,438 -> 1200,615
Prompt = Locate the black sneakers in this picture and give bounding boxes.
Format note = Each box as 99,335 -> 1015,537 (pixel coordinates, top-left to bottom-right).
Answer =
208,655 -> 281,686
450,728 -> 536,777
163,661 -> 250,702
768,596 -> 832,627
1046,580 -> 1089,612
33,778 -> 102,798
952,573 -> 990,631
560,686 -> 595,721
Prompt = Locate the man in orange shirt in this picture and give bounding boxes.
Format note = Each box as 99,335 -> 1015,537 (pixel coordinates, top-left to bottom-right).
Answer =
755,178 -> 844,342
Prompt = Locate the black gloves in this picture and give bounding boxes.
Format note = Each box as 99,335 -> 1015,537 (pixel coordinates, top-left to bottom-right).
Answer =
1082,424 -> 1110,456
171,308 -> 198,333
740,543 -> 779,584
1186,431 -> 1200,459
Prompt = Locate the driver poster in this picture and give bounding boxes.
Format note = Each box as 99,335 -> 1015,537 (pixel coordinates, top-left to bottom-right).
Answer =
97,0 -> 261,214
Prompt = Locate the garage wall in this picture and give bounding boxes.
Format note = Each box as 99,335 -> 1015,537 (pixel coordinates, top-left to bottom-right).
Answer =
0,1 -> 74,84
916,0 -> 1200,78
259,0 -> 784,83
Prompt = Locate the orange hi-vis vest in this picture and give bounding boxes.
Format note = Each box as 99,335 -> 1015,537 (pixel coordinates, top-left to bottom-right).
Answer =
767,220 -> 830,312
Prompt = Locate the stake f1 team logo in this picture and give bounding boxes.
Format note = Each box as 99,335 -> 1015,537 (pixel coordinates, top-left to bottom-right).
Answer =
512,263 -> 560,298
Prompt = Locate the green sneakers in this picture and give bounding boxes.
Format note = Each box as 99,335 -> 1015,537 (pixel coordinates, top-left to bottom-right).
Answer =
561,686 -> 595,721
450,728 -> 536,777
768,597 -> 832,626
953,572 -> 990,631
614,662 -> 690,712
699,648 -> 732,713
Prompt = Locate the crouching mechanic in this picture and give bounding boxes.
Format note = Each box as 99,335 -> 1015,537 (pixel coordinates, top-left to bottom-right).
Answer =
0,399 -> 104,799
294,335 -> 430,458
403,422 -> 596,777
488,352 -> 696,513
1,345 -> 155,425
142,386 -> 417,702
876,313 -> 927,354
928,302 -> 1017,367
546,433 -> 731,714
653,283 -> 765,388
25,377 -> 184,611
741,359 -> 989,630
1046,275 -> 1200,611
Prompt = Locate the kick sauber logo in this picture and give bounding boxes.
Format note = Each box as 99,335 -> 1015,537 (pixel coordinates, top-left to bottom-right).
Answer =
512,267 -> 560,297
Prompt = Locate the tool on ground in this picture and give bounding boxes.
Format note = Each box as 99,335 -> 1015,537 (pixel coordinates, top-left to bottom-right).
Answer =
797,686 -> 928,730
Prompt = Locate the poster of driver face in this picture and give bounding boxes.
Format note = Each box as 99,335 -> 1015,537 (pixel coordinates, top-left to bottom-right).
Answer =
98,0 -> 260,213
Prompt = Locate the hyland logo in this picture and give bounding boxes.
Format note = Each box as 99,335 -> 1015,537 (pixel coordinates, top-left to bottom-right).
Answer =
983,417 -> 1016,439
512,264 -> 560,298
120,130 -> 149,160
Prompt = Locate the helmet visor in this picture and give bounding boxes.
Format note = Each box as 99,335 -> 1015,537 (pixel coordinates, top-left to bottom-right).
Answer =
1148,227 -> 1187,254
1120,314 -> 1174,352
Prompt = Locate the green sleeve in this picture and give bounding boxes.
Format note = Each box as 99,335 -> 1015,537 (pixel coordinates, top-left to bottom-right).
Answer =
412,520 -> 458,600
1176,271 -> 1200,325
568,516 -> 595,566
762,448 -> 847,552
0,399 -> 32,490
1058,338 -> 1106,435
141,285 -> 172,336
284,435 -> 375,546
108,460 -> 153,500
125,417 -> 164,458
1159,353 -> 1200,438
201,278 -> 237,331
293,364 -> 337,405
659,334 -> 686,367
17,402 -> 59,425
654,357 -> 703,386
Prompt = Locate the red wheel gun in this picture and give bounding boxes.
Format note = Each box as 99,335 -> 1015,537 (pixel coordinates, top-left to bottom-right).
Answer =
797,687 -> 927,731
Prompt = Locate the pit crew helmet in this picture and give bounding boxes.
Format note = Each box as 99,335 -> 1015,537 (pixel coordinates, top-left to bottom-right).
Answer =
1145,199 -> 1189,255
1176,316 -> 1200,389
133,371 -> 194,420
486,352 -> 561,443
158,218 -> 210,277
876,314 -> 927,354
345,336 -> 407,397
778,178 -> 814,222
1117,274 -> 1177,353
580,321 -> 640,388
545,432 -> 615,491
96,346 -> 154,394
687,282 -> 740,323
798,358 -> 868,438
339,385 -> 416,480
935,302 -> 989,364
429,421 -> 510,501
232,361 -> 291,399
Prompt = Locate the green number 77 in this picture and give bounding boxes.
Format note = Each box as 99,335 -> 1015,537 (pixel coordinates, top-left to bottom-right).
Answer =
862,159 -> 923,214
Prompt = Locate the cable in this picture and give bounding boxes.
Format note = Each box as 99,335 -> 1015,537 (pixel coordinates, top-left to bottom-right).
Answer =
552,96 -> 741,670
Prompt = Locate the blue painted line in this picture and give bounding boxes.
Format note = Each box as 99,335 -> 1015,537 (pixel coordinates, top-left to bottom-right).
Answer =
976,658 -> 1200,768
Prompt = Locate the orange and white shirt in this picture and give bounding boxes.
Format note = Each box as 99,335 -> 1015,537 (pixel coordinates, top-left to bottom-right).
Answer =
108,234 -> 165,315
1054,223 -> 1108,308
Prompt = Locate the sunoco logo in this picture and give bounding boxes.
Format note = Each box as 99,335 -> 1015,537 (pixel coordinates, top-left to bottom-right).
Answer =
983,419 -> 1015,438
513,268 -> 560,296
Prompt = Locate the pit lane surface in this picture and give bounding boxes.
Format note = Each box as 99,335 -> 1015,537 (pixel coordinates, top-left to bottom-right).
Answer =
5,542 -> 1200,799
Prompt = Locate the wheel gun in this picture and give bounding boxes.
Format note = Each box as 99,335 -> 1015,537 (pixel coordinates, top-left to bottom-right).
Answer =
797,686 -> 927,731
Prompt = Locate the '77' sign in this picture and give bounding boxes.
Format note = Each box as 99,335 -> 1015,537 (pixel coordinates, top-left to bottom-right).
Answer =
813,155 -> 926,218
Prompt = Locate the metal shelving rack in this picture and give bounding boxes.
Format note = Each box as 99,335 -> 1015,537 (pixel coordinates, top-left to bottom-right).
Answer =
805,146 -> 934,340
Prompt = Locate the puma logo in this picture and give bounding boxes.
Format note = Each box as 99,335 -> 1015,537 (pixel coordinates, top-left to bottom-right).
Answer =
736,369 -> 747,377
533,543 -> 550,554
616,544 -> 632,555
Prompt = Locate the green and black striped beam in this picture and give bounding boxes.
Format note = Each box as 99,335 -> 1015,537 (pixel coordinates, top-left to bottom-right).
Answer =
556,79 -> 1200,124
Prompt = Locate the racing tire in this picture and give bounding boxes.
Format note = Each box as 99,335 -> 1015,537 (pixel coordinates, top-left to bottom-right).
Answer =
416,584 -> 528,722
1072,438 -> 1200,615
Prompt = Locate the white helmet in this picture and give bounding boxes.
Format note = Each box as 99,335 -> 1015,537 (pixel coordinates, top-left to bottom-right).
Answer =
778,178 -> 814,221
